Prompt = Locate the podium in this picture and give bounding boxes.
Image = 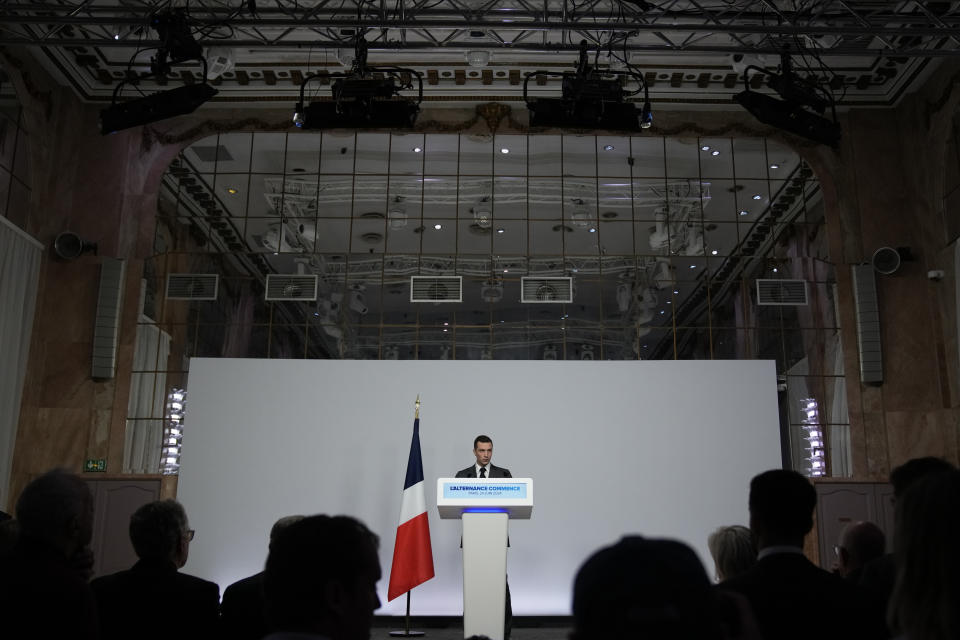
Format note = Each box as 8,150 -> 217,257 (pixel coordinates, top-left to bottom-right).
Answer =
437,478 -> 533,640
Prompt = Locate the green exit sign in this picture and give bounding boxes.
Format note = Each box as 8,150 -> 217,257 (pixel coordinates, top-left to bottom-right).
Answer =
84,459 -> 106,472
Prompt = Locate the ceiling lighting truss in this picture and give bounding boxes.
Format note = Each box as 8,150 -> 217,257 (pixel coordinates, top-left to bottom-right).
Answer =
293,37 -> 422,129
4,1 -> 960,57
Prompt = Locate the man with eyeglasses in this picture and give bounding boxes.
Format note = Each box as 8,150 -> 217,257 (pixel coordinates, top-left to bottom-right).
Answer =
91,499 -> 220,640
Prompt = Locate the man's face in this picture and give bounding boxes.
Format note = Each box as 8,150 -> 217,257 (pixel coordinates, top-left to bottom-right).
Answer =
337,546 -> 382,640
474,441 -> 492,467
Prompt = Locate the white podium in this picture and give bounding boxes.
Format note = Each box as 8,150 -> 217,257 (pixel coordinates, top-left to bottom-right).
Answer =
437,478 -> 533,640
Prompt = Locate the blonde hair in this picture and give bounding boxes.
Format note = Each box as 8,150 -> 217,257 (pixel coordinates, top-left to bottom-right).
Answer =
707,525 -> 756,582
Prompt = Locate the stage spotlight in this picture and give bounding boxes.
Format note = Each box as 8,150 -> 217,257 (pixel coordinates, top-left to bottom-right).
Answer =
295,99 -> 419,130
525,40 -> 653,133
293,37 -> 422,130
149,8 -> 203,75
101,9 -> 216,134
734,90 -> 840,147
733,52 -> 841,147
640,98 -> 653,129
100,83 -> 218,135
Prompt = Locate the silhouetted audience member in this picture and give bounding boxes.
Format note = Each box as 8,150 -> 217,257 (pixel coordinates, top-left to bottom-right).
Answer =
263,514 -> 381,640
708,525 -> 756,582
860,456 -> 955,616
90,499 -> 219,640
0,469 -> 99,639
720,469 -> 886,640
836,521 -> 885,583
888,469 -> 960,640
0,509 -> 18,557
571,536 -> 729,640
221,515 -> 304,640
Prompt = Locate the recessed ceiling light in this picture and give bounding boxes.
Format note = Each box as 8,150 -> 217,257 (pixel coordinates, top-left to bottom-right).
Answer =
739,210 -> 749,216
769,163 -> 779,169
500,148 -> 509,154
588,227 -> 596,233
434,223 -> 442,230
503,269 -> 509,273
413,147 -> 422,153
711,150 -> 720,156
772,267 -> 779,273
752,194 -> 762,200
603,144 -> 615,151
666,300 -> 671,304
226,188 -> 238,194
673,290 -> 679,295
689,264 -> 696,269
660,310 -> 665,314
496,228 -> 505,233
701,145 -> 711,151
711,249 -> 718,255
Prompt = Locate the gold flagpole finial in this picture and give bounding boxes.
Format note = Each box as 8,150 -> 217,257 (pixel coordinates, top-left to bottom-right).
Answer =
415,395 -> 421,419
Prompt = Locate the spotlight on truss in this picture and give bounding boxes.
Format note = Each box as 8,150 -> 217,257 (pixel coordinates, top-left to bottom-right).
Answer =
100,83 -> 217,135
733,52 -> 841,147
524,40 -> 652,133
293,37 -> 422,130
100,9 -> 217,134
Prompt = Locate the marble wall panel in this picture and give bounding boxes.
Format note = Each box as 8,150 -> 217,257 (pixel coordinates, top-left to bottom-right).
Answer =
37,258 -> 100,343
863,411 -> 889,480
37,340 -> 96,408
876,272 -> 941,411
846,410 -> 868,479
885,410 -> 955,468
8,407 -> 91,506
861,385 -> 883,413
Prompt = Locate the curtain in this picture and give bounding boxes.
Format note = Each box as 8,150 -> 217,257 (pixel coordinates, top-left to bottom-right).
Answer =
0,216 -> 42,507
123,316 -> 172,473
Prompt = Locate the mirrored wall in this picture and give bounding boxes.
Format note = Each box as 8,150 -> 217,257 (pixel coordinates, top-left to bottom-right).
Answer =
131,131 -> 850,476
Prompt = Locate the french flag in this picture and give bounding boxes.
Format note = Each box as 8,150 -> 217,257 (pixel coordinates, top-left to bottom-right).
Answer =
388,417 -> 435,601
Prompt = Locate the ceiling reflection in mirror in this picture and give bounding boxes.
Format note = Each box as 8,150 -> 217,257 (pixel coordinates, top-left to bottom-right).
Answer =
154,131 -> 832,364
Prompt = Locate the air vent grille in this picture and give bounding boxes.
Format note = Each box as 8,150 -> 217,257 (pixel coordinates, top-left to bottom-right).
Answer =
521,277 -> 573,303
410,276 -> 462,302
265,274 -> 319,301
756,279 -> 808,306
166,274 -> 219,300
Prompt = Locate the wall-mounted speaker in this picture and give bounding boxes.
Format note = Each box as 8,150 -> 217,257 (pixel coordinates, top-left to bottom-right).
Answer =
53,231 -> 98,260
871,246 -> 901,275
92,258 -> 126,380
852,264 -> 883,385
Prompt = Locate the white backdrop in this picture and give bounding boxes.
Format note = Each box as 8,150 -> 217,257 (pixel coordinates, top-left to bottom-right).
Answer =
178,358 -> 781,615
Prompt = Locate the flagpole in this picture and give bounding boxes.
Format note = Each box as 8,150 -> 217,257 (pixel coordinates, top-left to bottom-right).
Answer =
389,396 -> 427,638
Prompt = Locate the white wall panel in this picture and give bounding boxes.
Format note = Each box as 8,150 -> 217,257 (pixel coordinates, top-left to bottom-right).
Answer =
178,358 -> 781,615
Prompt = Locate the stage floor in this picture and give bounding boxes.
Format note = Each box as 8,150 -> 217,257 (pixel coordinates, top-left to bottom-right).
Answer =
372,618 -> 572,640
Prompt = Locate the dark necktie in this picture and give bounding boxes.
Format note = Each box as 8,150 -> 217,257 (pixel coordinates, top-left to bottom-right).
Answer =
479,467 -> 487,478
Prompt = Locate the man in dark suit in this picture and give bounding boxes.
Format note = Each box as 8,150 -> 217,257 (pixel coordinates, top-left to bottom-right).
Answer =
455,434 -> 512,479
91,499 -> 219,640
720,469 -> 885,640
455,434 -> 512,639
221,515 -> 304,640
263,515 -> 381,640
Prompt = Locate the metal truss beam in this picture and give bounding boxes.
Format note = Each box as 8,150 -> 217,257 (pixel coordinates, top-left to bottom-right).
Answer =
1,1 -> 959,56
